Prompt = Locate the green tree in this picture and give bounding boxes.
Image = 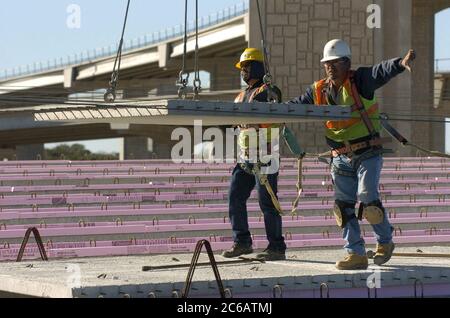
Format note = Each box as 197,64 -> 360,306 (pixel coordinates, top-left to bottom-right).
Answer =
44,144 -> 119,160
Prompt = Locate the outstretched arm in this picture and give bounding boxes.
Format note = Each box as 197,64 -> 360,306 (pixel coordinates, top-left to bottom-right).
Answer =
287,87 -> 315,105
355,49 -> 416,99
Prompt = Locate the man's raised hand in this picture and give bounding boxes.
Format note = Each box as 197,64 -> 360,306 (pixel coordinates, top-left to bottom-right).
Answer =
401,49 -> 416,72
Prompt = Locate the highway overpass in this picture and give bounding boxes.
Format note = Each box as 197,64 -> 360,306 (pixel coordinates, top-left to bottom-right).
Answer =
0,4 -> 250,159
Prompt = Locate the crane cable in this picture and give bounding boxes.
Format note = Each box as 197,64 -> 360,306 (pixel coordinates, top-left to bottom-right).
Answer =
177,0 -> 190,99
193,0 -> 202,99
104,0 -> 131,103
255,0 -> 280,103
177,0 -> 201,100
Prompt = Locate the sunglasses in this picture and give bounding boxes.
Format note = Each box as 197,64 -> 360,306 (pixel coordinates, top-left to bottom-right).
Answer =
323,58 -> 348,66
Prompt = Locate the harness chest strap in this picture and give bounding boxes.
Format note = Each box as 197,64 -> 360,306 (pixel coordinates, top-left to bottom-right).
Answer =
315,76 -> 379,131
348,73 -> 377,136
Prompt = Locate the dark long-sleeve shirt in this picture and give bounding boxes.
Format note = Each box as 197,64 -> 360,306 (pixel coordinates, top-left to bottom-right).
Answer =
288,57 -> 406,105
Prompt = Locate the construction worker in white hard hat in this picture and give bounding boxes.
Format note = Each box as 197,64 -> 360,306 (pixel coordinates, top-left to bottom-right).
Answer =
289,39 -> 416,270
222,48 -> 286,261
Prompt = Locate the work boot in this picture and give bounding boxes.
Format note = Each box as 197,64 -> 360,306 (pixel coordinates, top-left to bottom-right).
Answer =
255,248 -> 286,261
373,242 -> 395,266
221,243 -> 253,258
335,253 -> 369,270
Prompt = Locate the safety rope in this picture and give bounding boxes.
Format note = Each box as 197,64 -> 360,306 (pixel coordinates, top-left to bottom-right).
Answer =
380,113 -> 450,159
291,157 -> 303,214
177,0 -> 190,99
104,0 -> 131,103
282,124 -> 335,212
281,125 -> 304,214
253,164 -> 283,215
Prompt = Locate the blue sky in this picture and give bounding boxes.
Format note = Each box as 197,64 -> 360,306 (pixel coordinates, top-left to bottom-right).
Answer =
0,0 -> 248,71
0,1 -> 449,153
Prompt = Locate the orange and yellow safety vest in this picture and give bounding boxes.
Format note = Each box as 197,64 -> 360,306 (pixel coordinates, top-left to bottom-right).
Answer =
312,72 -> 381,142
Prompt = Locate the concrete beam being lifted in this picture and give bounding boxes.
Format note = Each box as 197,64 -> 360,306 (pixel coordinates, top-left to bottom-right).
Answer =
32,99 -> 351,126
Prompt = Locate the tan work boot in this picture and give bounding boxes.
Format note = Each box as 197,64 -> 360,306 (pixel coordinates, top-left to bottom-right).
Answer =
335,253 -> 369,270
373,242 -> 395,266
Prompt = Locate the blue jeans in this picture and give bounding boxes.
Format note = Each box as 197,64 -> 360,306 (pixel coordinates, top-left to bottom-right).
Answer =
331,154 -> 393,256
228,163 -> 286,251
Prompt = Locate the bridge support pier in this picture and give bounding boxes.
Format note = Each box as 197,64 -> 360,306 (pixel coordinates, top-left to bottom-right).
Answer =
121,136 -> 154,160
121,126 -> 187,160
16,144 -> 45,160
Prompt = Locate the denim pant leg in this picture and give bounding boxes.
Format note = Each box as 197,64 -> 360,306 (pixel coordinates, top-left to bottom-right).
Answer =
255,171 -> 286,251
357,155 -> 394,244
228,164 -> 256,246
331,156 -> 366,256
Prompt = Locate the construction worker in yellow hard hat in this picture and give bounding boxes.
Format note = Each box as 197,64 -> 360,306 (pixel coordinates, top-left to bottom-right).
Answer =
234,47 -> 281,108
221,48 -> 285,262
234,47 -> 264,69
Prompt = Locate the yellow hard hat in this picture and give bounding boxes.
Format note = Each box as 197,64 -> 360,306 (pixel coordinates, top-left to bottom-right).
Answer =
235,48 -> 264,69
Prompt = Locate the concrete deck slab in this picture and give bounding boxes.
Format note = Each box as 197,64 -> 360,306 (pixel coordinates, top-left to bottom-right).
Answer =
1,245 -> 450,298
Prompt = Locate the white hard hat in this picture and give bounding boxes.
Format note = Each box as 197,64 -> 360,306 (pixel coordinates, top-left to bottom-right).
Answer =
321,39 -> 352,63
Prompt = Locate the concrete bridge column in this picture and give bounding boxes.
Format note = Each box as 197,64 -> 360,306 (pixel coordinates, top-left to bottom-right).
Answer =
206,58 -> 242,92
375,0 -> 415,156
15,144 -> 45,160
120,85 -> 180,160
121,136 -> 154,160
121,126 -> 189,160
377,0 -> 450,154
412,0 -> 450,153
